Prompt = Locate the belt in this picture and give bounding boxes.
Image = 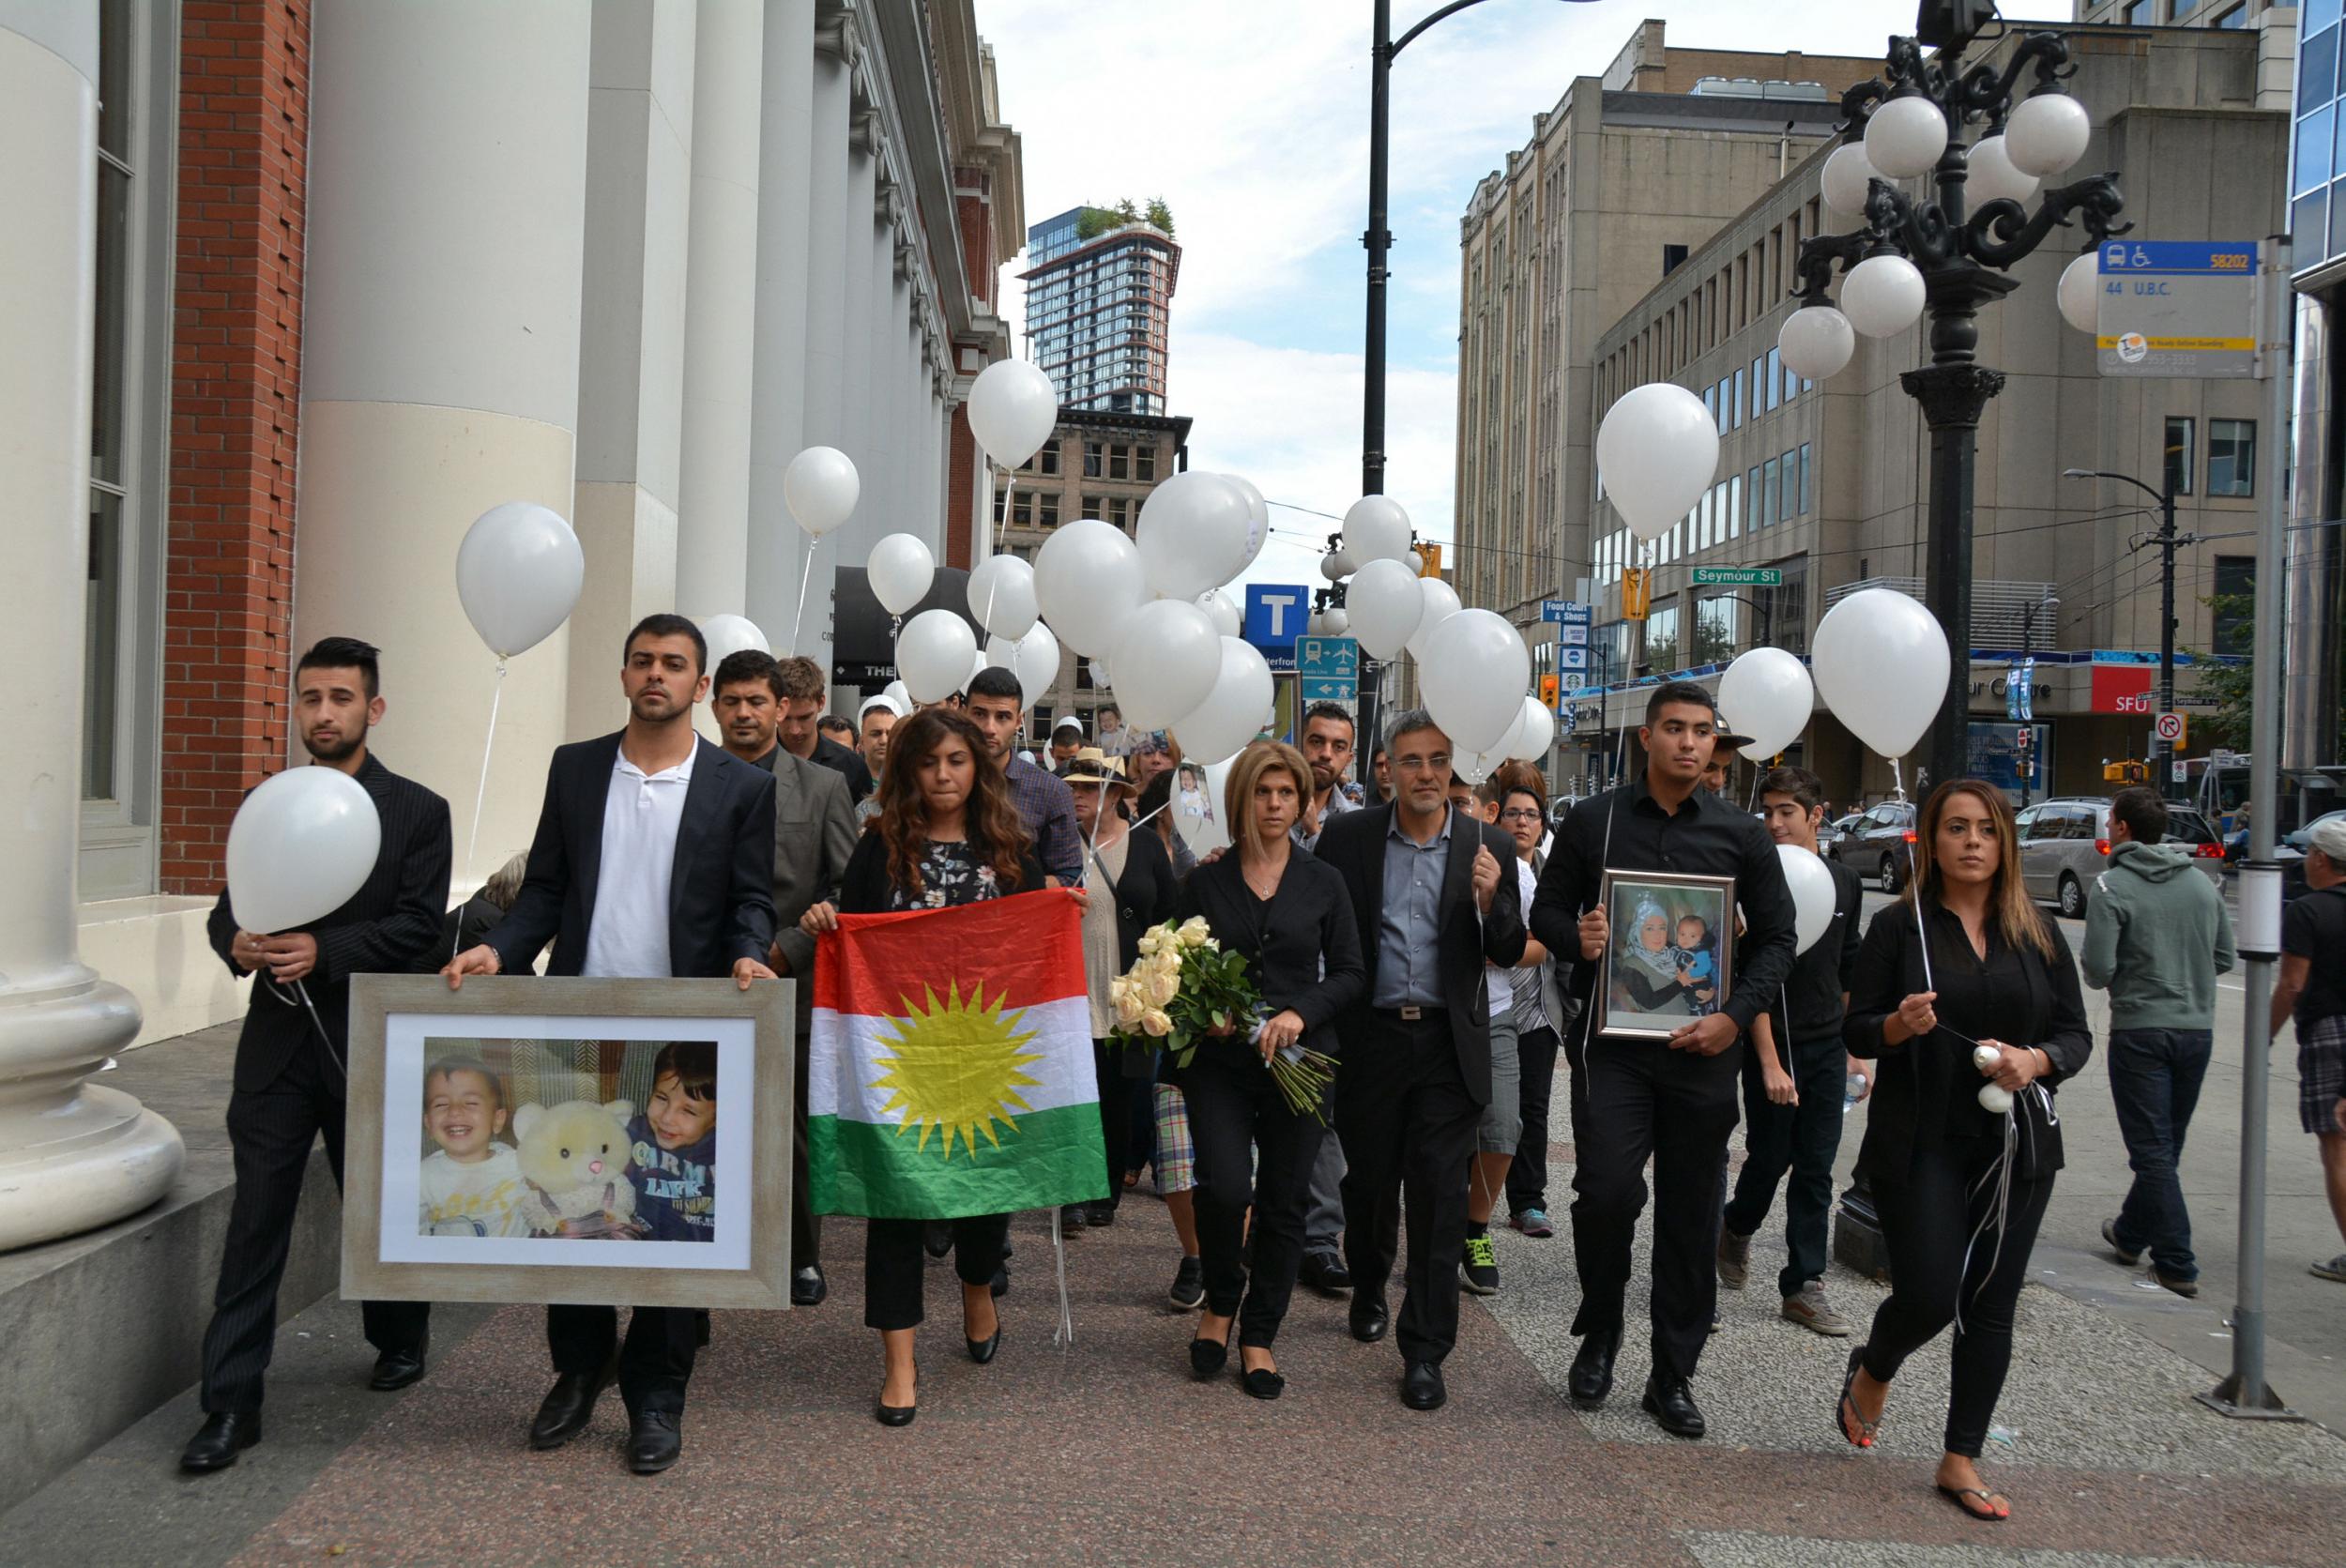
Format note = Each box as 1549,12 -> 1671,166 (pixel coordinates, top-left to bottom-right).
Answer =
1374,1003 -> 1435,1021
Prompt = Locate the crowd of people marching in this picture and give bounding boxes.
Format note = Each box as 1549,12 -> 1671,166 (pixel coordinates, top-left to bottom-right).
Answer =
180,614 -> 2346,1524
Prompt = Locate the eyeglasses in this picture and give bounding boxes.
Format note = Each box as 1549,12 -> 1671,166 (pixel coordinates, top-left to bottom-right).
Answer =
1393,754 -> 1453,774
1500,808 -> 1544,824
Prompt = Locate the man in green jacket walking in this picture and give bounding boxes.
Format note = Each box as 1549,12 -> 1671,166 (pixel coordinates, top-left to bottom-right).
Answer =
2081,787 -> 2237,1296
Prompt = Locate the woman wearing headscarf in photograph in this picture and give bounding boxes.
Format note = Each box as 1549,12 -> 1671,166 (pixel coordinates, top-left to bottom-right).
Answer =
1613,898 -> 1695,1015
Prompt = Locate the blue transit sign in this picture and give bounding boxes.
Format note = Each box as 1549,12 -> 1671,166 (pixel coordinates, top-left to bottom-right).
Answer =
1243,584 -> 1312,652
1296,635 -> 1361,703
2095,239 -> 2257,379
1541,599 -> 1593,625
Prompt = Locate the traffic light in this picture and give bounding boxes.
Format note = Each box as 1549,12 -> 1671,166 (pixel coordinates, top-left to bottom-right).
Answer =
1417,541 -> 1443,578
1622,567 -> 1651,619
2102,759 -> 2148,784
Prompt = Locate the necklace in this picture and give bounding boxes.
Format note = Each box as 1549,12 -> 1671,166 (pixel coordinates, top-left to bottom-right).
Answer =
1242,858 -> 1285,901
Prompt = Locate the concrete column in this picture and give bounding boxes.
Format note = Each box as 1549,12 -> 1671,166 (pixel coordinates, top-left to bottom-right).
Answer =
788,31 -> 849,657
570,0 -> 696,741
742,0 -> 814,642
675,0 -> 763,625
0,1 -> 182,1250
812,127 -> 876,670
297,0 -> 591,886
861,190 -> 895,553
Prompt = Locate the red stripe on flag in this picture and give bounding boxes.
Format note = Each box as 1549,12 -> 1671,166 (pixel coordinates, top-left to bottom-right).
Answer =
812,889 -> 1087,1017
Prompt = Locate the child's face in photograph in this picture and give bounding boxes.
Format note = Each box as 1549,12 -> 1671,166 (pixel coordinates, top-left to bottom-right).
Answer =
647,1072 -> 716,1150
424,1069 -> 505,1163
1677,916 -> 1707,949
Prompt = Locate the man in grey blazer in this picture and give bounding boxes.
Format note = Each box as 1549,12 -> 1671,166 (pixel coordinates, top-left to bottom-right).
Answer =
711,649 -> 859,1306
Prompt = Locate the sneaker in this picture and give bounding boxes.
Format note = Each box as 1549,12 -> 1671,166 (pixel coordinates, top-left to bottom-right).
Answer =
2100,1217 -> 2140,1267
2311,1254 -> 2346,1284
1511,1208 -> 1555,1240
1460,1230 -> 1501,1296
1716,1225 -> 1751,1289
1780,1281 -> 1852,1336
2153,1270 -> 2200,1298
1167,1255 -> 1206,1311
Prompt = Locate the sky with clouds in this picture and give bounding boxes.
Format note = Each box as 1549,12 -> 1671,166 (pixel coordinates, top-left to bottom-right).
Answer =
978,0 -> 2074,600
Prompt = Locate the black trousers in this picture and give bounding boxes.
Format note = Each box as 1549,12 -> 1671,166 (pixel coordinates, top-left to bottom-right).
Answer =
1862,1136 -> 2054,1458
1505,1023 -> 1562,1215
1094,1039 -> 1142,1210
1569,1034 -> 1743,1381
792,1026 -> 820,1270
1336,1011 -> 1480,1365
1722,1036 -> 1849,1298
200,1041 -> 428,1414
864,1213 -> 1009,1332
1180,1043 -> 1326,1347
546,1302 -> 703,1416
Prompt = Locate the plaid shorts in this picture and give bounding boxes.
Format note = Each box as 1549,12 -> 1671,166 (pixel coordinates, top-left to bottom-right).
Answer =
1151,1082 -> 1196,1194
2301,1012 -> 2346,1135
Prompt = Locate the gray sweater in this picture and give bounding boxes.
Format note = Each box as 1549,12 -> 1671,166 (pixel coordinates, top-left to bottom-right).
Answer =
2079,840 -> 2236,1031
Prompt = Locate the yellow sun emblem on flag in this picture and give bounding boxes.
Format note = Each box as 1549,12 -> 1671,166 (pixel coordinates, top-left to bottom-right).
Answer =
868,981 -> 1044,1158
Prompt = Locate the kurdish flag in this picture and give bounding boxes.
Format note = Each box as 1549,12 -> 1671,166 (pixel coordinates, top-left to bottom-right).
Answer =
809,889 -> 1107,1219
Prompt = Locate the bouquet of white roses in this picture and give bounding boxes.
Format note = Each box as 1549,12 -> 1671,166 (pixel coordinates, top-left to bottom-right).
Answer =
1111,917 -> 1334,1121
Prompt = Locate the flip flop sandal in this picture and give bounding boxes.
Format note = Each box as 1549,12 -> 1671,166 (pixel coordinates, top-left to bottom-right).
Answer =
1937,1484 -> 2010,1522
1835,1345 -> 1881,1449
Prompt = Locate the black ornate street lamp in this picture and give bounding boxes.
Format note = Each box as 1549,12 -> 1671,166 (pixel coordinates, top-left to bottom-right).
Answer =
1781,3 -> 2128,795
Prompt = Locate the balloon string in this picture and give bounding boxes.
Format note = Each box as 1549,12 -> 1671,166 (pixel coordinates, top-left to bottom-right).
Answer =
1891,755 -> 1933,996
458,661 -> 508,959
983,468 -> 1013,634
789,533 -> 815,654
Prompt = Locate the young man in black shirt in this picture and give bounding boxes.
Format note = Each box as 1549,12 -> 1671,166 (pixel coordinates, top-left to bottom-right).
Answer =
1530,682 -> 1797,1439
2275,814 -> 2346,1284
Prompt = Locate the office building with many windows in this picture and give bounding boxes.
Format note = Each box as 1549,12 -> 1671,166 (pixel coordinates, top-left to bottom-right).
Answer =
1021,204 -> 1180,414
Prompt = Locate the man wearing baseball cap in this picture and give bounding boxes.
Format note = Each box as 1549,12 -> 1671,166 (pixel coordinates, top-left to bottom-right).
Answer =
2276,813 -> 2346,1285
1049,715 -> 1086,770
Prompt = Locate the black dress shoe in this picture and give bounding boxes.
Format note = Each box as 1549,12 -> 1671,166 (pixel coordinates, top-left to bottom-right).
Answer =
1300,1252 -> 1352,1295
627,1408 -> 681,1474
528,1361 -> 615,1451
368,1337 -> 428,1392
1401,1360 -> 1447,1411
1348,1291 -> 1390,1344
791,1264 -> 828,1306
1641,1371 -> 1707,1439
1567,1327 -> 1621,1410
1242,1364 -> 1286,1400
179,1411 -> 261,1472
1190,1324 -> 1233,1378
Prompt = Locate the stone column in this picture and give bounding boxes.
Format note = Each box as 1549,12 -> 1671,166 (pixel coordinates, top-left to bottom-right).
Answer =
742,0 -> 814,641
0,0 -> 182,1251
297,0 -> 591,886
787,25 -> 850,656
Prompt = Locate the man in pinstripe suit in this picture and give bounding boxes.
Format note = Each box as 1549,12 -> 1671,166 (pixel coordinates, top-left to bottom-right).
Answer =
182,638 -> 451,1473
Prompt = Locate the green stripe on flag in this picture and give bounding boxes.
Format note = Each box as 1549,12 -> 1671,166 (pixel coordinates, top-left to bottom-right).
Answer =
809,1103 -> 1109,1220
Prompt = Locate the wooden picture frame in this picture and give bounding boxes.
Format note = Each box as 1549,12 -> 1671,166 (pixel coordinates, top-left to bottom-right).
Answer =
1595,870 -> 1737,1041
343,974 -> 793,1310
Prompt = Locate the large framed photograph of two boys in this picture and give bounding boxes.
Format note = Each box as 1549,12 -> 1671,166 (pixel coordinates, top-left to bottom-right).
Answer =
1596,870 -> 1736,1041
343,975 -> 792,1309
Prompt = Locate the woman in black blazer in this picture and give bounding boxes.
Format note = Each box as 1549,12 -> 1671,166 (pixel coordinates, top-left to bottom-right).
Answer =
1836,781 -> 2092,1523
1173,740 -> 1366,1397
800,708 -> 1045,1428
1060,750 -> 1179,1225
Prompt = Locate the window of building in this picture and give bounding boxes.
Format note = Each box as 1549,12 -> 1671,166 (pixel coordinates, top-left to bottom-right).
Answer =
1108,443 -> 1131,480
2122,0 -> 2152,23
1033,439 -> 1060,477
1746,465 -> 1761,529
1760,560 -> 1810,654
1084,441 -> 1104,479
2164,416 -> 2195,495
1714,379 -> 1729,434
1767,346 -> 1784,410
1727,473 -> 1743,539
1663,242 -> 1689,276
1135,446 -> 1156,481
1762,456 -> 1781,528
2213,555 -> 2255,655
1644,602 -> 1681,672
1037,494 -> 1060,528
1732,369 -> 1744,429
1753,356 -> 1768,415
2208,419 -> 2257,495
1694,595 -> 1738,664
1798,443 -> 1812,515
2213,4 -> 2247,27
1704,384 -> 1717,425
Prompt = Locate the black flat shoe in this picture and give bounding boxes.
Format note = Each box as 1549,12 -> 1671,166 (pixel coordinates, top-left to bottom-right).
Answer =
626,1408 -> 681,1474
1641,1370 -> 1706,1439
368,1337 -> 428,1392
1401,1360 -> 1446,1411
791,1264 -> 828,1307
528,1361 -> 615,1451
1568,1327 -> 1621,1410
1348,1292 -> 1390,1344
179,1410 -> 261,1472
1190,1324 -> 1234,1378
1241,1365 -> 1286,1400
967,1322 -> 1002,1364
876,1362 -> 919,1426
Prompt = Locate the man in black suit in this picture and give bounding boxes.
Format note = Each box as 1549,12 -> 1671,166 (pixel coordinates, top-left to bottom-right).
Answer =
709,647 -> 858,1306
445,614 -> 777,1475
772,653 -> 874,803
1313,708 -> 1523,1412
182,638 -> 449,1473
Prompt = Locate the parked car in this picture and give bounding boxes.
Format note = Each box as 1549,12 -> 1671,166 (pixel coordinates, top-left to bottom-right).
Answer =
1818,813 -> 1860,859
1834,801 -> 1919,893
2014,797 -> 2224,919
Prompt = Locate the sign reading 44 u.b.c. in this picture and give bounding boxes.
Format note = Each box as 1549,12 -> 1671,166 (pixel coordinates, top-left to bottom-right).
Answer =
2096,240 -> 2257,380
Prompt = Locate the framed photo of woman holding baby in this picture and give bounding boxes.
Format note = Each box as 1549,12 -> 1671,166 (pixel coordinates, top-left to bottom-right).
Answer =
1595,870 -> 1736,1040
341,974 -> 794,1309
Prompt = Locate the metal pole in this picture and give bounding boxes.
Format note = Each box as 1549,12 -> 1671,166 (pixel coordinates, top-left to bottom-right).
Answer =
2197,236 -> 2298,1421
2156,480 -> 2179,788
1363,0 -> 1393,497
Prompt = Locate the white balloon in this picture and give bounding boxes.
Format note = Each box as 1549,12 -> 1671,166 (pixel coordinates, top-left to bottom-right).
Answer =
868,532 -> 935,617
966,358 -> 1059,469
1170,637 -> 1274,766
225,768 -> 384,936
1108,599 -> 1222,728
1320,550 -> 1355,582
1406,549 -> 1425,575
698,613 -> 770,674
1348,557 -> 1423,660
1865,93 -> 1948,180
1973,1043 -> 2003,1074
968,554 -> 1040,641
2004,91 -> 2090,178
1420,609 -> 1529,754
1778,844 -> 1836,957
1977,1082 -> 2015,1116
2058,251 -> 2100,335
454,502 -> 585,659
896,609 -> 978,705
1453,747 -> 1502,787
969,647 -> 991,693
1964,133 -> 2039,208
883,678 -> 910,712
1406,576 -> 1461,662
1596,383 -> 1722,543
1342,495 -> 1412,564
1778,305 -> 1856,382
1810,586 -> 1951,759
1221,474 -> 1271,570
1136,471 -> 1255,598
1034,519 -> 1147,655
1506,695 -> 1555,762
1717,647 -> 1815,760
783,446 -> 860,537
1172,759 -> 1235,860
1196,589 -> 1242,638
1088,653 -> 1112,692
1321,606 -> 1349,636
1820,142 -> 1881,220
1839,253 -> 1927,339
985,621 -> 1061,709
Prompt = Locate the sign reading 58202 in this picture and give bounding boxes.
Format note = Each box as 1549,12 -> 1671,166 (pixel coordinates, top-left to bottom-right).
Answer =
2095,241 -> 2258,380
